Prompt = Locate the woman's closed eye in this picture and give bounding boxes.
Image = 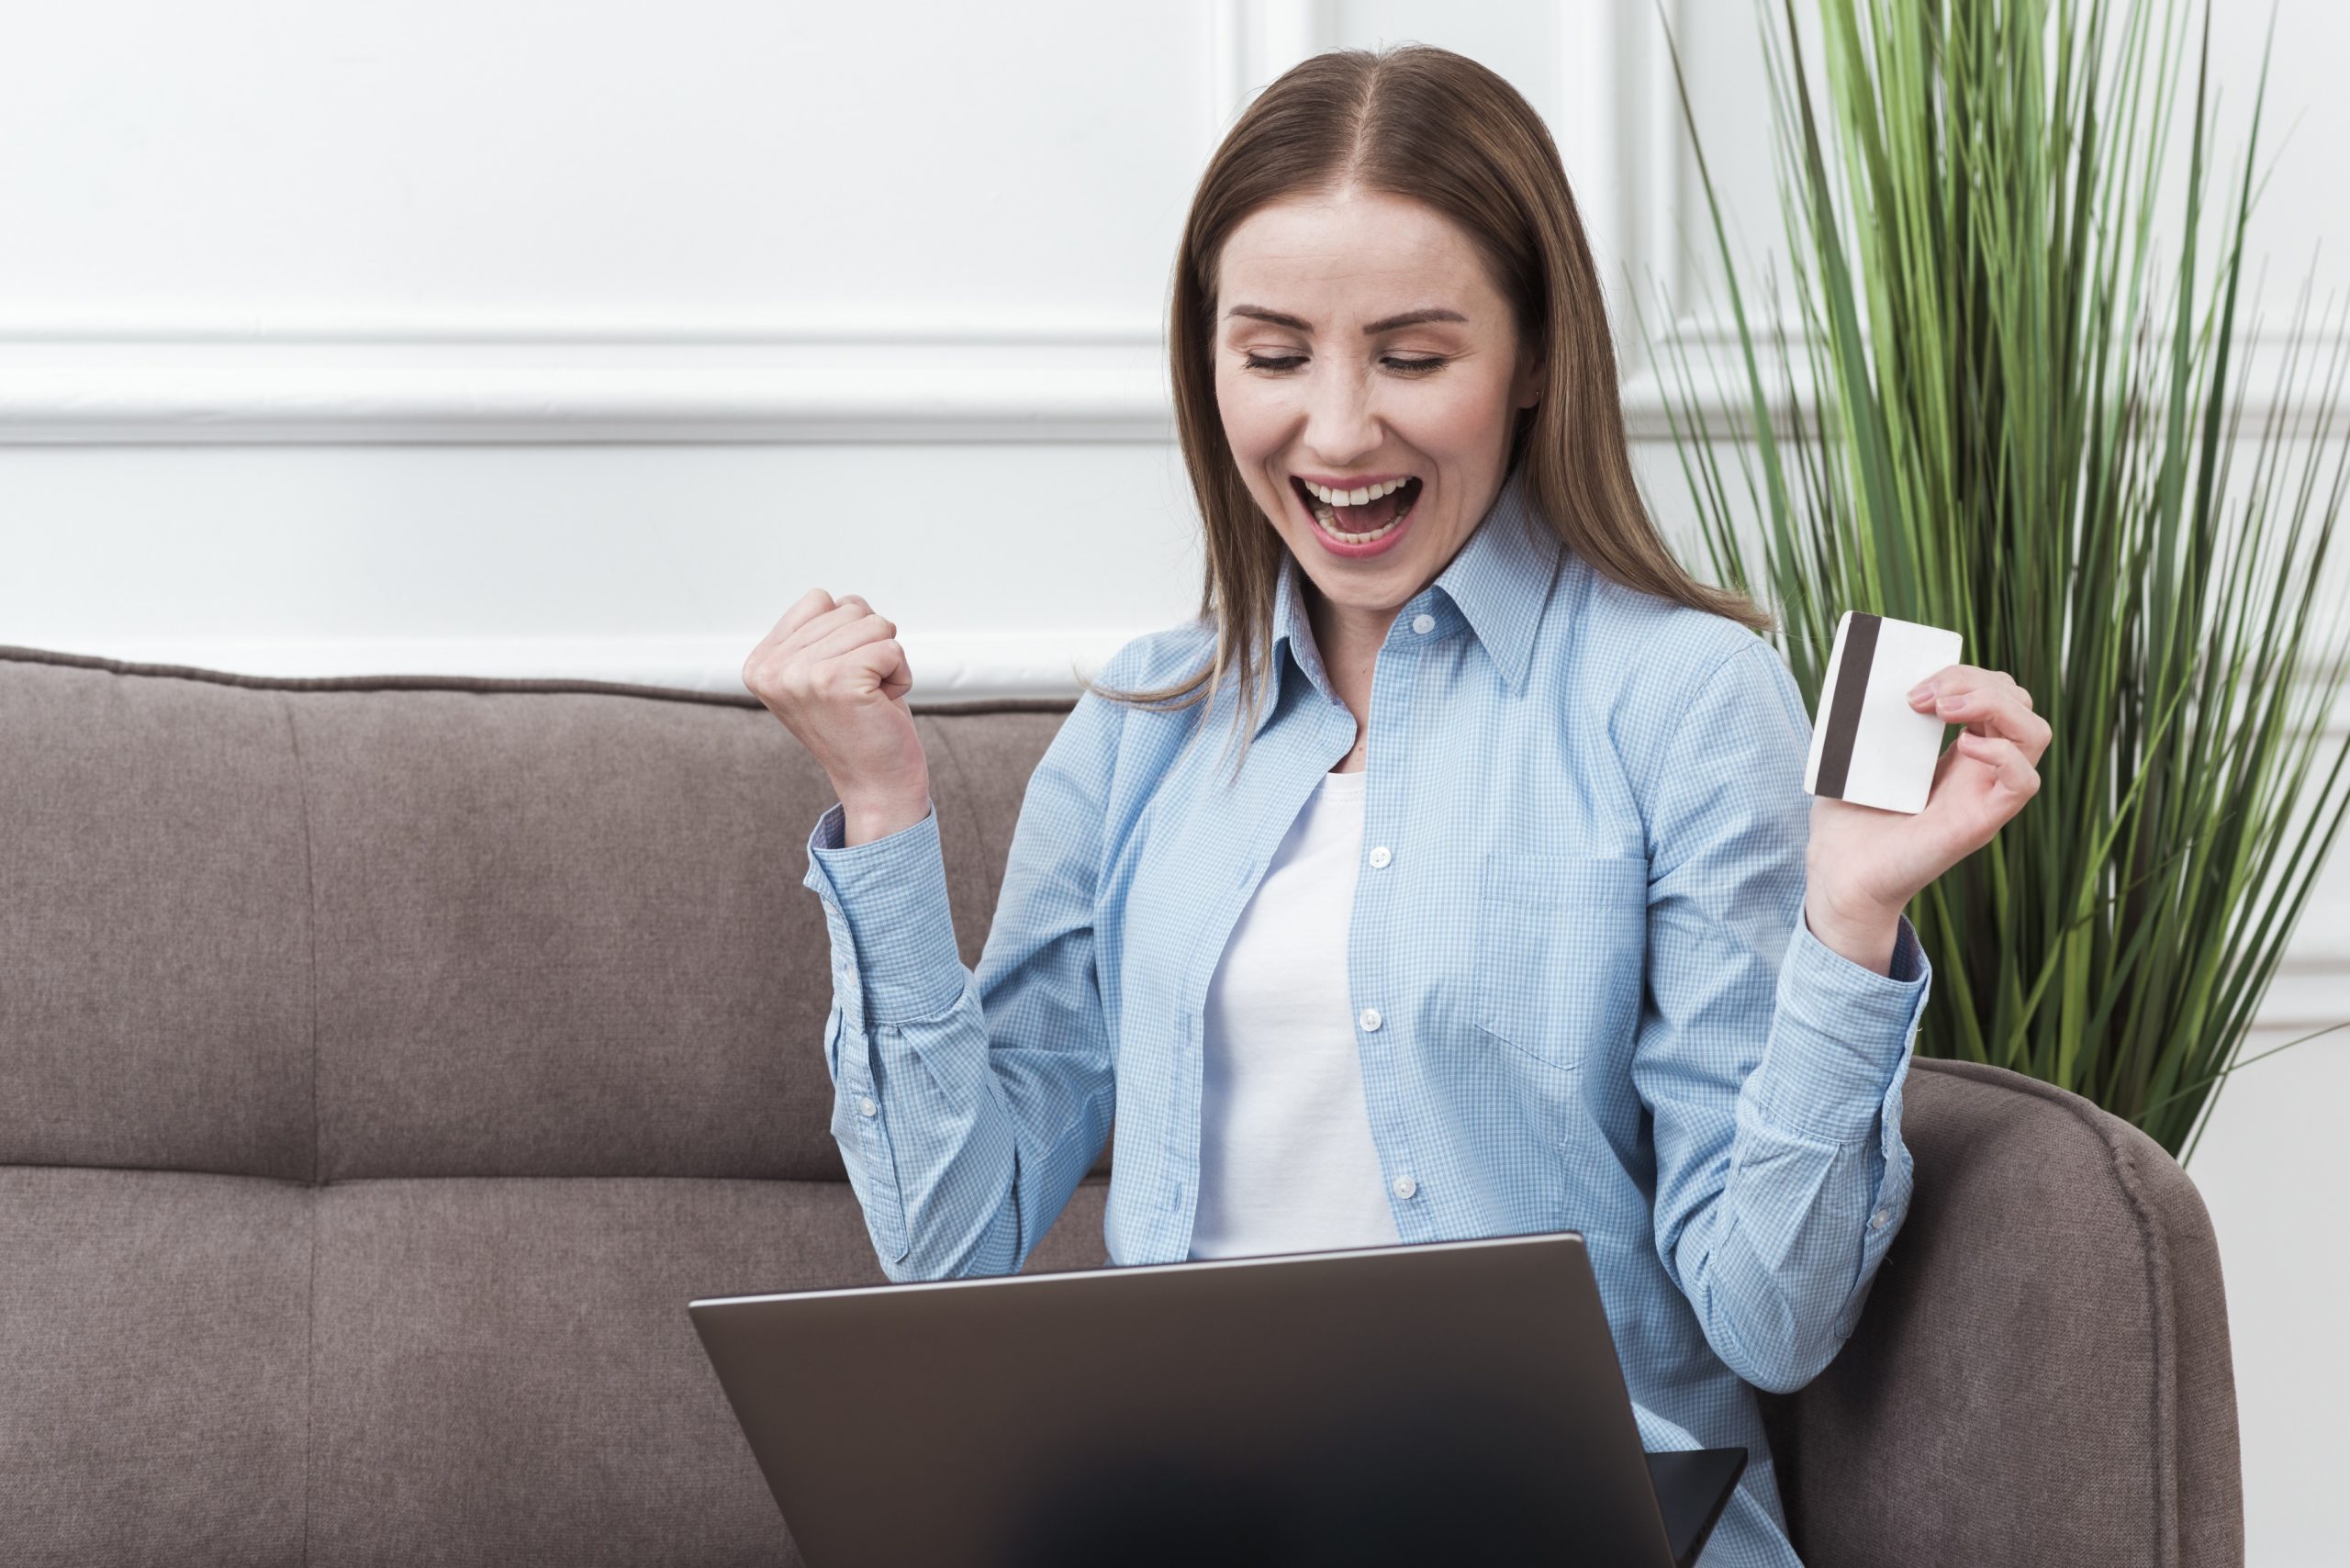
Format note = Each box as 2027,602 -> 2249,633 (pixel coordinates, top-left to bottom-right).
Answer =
1241,353 -> 1449,375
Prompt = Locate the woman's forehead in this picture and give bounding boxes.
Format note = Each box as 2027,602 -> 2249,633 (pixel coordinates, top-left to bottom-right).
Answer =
1216,197 -> 1498,326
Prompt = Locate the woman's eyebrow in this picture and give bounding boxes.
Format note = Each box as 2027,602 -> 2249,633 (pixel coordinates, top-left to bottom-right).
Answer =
1224,305 -> 1469,333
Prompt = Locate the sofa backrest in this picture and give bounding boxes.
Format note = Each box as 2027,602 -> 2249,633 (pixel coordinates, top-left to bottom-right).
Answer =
0,644 -> 2240,1568
0,645 -> 1105,1568
1761,1055 -> 2244,1568
0,646 -> 1082,1188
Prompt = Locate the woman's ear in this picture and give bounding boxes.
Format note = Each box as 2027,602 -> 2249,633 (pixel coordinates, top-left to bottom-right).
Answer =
1515,342 -> 1548,409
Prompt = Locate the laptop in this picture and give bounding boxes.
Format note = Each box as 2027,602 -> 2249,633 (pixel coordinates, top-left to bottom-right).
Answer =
689,1230 -> 1745,1567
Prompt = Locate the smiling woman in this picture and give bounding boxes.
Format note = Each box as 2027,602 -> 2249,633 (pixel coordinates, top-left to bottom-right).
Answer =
1220,191 -> 1538,596
752,39 -> 2051,1568
1090,44 -> 1766,776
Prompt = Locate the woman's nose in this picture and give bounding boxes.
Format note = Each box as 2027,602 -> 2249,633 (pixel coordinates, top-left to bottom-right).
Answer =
1299,364 -> 1382,467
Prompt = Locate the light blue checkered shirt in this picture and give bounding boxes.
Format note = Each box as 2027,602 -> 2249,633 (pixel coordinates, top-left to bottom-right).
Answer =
802,461 -> 1930,1567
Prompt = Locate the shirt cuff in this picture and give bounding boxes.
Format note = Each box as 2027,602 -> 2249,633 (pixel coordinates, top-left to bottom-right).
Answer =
801,800 -> 967,1026
1750,913 -> 1932,1142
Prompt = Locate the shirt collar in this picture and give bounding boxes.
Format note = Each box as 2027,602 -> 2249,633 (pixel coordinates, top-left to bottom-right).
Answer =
1259,458 -> 1561,734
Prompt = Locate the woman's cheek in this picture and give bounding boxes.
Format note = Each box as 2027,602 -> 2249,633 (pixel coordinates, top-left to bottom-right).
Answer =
1418,379 -> 1507,451
1221,381 -> 1292,465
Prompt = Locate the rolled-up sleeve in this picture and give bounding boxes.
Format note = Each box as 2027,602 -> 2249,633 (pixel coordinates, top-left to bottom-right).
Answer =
1630,635 -> 1933,1395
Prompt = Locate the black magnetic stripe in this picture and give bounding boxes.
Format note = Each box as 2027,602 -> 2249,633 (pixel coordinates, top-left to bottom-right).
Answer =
1812,612 -> 1880,800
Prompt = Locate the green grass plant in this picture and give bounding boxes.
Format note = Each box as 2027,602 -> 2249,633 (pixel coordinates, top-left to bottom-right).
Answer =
1635,0 -> 2350,1164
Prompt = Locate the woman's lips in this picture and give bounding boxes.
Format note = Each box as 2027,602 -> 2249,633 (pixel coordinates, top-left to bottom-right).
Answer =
1291,475 -> 1421,560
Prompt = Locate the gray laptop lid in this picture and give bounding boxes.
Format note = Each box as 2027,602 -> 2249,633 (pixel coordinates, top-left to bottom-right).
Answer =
689,1230 -> 1741,1567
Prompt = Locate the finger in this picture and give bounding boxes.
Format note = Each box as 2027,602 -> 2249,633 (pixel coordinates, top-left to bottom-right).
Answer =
874,640 -> 914,700
778,595 -> 879,657
746,588 -> 837,662
1905,663 -> 2018,711
845,636 -> 912,700
1949,684 -> 2051,762
800,610 -> 898,668
1910,667 -> 2047,749
1953,731 -> 2041,800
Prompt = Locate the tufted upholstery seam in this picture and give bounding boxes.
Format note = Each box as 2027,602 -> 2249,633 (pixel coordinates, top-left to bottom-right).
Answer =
280,689 -> 322,1568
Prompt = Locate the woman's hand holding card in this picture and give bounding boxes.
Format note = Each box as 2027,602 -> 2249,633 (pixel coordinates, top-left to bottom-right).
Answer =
1799,615 -> 2053,974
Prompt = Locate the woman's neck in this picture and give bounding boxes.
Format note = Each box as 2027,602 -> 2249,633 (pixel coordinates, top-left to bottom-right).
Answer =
1304,587 -> 1393,719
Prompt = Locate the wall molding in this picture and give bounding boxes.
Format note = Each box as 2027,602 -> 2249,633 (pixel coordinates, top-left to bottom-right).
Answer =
0,313 -> 1169,346
0,0 -> 1327,446
0,323 -> 2335,443
1,0 -> 2338,444
1211,0 -> 1326,132
0,355 -> 1177,444
2254,965 -> 2350,1029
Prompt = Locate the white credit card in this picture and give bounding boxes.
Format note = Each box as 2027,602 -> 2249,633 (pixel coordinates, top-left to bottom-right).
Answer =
1803,610 -> 1963,815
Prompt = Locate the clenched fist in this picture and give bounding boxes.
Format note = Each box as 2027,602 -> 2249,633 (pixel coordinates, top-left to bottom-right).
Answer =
743,589 -> 932,846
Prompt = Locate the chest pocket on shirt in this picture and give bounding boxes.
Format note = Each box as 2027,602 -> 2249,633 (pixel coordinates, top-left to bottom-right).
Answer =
1473,850 -> 1650,1070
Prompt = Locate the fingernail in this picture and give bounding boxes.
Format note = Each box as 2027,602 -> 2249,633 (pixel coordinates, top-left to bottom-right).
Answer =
1908,680 -> 1935,702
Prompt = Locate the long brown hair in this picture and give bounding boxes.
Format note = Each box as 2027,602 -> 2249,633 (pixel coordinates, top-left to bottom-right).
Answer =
1089,42 -> 1766,778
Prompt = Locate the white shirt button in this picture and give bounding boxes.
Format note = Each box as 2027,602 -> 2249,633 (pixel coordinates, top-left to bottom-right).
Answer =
1358,1007 -> 1382,1033
1411,612 -> 1436,634
857,1096 -> 878,1118
1870,1208 -> 1891,1230
1392,1175 -> 1417,1199
1368,845 -> 1392,868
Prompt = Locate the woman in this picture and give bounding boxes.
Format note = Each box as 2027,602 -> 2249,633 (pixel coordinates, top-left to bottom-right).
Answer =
743,43 -> 2048,1568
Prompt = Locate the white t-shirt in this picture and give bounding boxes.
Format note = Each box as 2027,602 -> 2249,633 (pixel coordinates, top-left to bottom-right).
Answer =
1188,766 -> 1404,1259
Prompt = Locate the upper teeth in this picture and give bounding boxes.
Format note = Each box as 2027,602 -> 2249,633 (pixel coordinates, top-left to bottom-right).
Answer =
1304,477 -> 1412,506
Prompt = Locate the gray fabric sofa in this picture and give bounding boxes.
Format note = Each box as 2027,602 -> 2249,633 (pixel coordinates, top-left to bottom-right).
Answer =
0,644 -> 2244,1567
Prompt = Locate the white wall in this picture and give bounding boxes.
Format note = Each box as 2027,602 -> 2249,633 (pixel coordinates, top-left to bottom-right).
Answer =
2,3 -> 2344,1560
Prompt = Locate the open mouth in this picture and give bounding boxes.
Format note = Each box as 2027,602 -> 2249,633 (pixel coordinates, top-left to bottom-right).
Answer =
1290,475 -> 1424,545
